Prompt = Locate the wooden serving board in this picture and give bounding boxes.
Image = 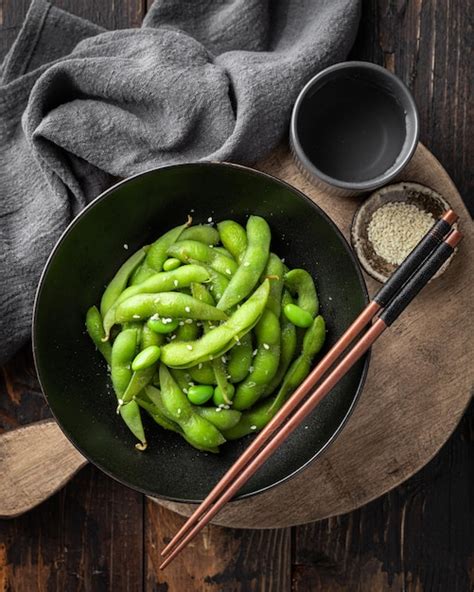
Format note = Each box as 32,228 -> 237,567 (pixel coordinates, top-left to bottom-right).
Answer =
154,143 -> 474,528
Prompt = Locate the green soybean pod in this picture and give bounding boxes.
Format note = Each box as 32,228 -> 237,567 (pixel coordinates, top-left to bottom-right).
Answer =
160,280 -> 270,369
167,240 -> 238,277
217,216 -> 271,311
122,365 -> 156,403
100,248 -> 147,317
227,332 -> 253,383
114,292 -> 227,325
261,253 -> 285,317
143,386 -> 220,453
232,308 -> 281,410
102,264 -> 210,337
136,390 -> 181,433
141,324 -> 165,349
222,397 -> 275,440
262,291 -> 298,398
119,400 -> 147,450
131,219 -> 190,284
269,315 -> 326,414
158,365 -> 226,450
213,383 -> 235,406
188,362 -> 217,385
217,220 -> 248,263
85,306 -> 112,365
194,406 -> 242,431
284,268 -> 319,317
175,320 -> 200,342
213,247 -> 234,259
206,268 -> 230,302
180,225 -> 220,245
170,368 -> 194,394
111,327 -> 139,400
191,282 -> 233,403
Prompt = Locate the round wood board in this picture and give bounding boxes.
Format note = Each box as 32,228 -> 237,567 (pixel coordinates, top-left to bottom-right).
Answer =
152,143 -> 474,528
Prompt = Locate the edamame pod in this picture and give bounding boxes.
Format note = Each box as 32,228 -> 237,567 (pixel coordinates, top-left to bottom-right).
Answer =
100,248 -> 147,316
217,220 -> 248,263
262,253 -> 284,317
284,269 -> 319,317
167,240 -> 237,277
119,400 -> 147,450
194,406 -> 242,431
222,397 -> 275,440
158,365 -> 225,450
227,332 -> 253,383
180,225 -> 220,245
85,306 -> 112,365
217,216 -> 271,311
102,264 -> 209,337
188,362 -> 217,385
262,291 -> 297,398
114,292 -> 227,325
269,315 -> 326,414
132,219 -> 191,284
232,308 -> 281,410
141,324 -> 165,348
111,327 -> 139,401
160,280 -> 270,368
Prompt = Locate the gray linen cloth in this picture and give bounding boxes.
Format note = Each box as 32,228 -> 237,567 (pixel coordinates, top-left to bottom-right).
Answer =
0,0 -> 360,363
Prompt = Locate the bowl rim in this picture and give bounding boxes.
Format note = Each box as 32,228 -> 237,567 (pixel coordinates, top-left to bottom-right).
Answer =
290,60 -> 420,192
32,160 -> 370,503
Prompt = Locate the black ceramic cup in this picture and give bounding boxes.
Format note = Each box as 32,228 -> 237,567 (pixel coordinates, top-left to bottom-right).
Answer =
290,61 -> 419,196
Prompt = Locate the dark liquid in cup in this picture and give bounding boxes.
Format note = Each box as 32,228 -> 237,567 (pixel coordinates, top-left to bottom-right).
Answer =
297,75 -> 407,183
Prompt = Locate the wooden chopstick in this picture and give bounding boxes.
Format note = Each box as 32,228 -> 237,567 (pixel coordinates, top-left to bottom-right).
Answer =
160,215 -> 460,569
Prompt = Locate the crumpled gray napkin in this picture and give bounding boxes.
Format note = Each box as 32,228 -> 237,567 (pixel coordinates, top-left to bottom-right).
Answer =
0,0 -> 360,364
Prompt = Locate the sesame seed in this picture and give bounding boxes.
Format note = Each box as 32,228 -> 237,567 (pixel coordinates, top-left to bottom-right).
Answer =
132,314 -> 140,319
187,344 -> 193,350
179,321 -> 184,326
249,366 -> 254,372
250,425 -> 257,430
198,363 -> 203,369
185,306 -> 191,313
243,262 -> 250,267
186,318 -> 193,324
154,297 -> 161,304
207,216 -> 213,223
216,407 -> 222,412
225,268 -> 232,275
183,388 -> 188,394
263,343 -> 270,350
253,349 -> 258,356
367,202 -> 435,265
173,279 -> 179,287
123,243 -> 128,249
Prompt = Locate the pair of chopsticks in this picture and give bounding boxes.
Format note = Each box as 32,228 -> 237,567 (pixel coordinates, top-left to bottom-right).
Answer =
160,209 -> 461,569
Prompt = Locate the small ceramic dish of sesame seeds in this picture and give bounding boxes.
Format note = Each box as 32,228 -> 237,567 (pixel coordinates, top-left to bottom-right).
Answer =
351,182 -> 457,283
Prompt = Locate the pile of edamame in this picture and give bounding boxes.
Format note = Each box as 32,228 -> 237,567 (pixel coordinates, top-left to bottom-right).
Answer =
86,215 -> 326,453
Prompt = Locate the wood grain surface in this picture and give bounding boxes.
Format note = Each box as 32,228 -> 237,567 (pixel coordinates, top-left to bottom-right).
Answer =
0,1 -> 472,591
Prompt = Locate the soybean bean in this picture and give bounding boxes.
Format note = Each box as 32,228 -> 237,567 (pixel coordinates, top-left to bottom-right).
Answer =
162,257 -> 181,271
194,406 -> 242,431
132,345 -> 161,371
187,385 -> 214,405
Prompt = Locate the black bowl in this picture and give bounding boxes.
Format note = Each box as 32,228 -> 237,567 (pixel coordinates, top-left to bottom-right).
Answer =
33,163 -> 369,503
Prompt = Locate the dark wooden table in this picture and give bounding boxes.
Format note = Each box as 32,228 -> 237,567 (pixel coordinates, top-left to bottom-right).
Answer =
1,1 -> 472,590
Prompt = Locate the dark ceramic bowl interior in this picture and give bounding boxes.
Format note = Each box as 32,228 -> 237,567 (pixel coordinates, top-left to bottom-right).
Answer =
33,163 -> 369,503
291,61 -> 419,191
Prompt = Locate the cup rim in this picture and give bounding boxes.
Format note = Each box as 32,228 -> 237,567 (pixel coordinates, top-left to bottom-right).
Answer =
290,61 -> 420,192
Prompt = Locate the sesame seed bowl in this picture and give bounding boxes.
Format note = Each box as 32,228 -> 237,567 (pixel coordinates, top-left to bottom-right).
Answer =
351,182 -> 457,283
